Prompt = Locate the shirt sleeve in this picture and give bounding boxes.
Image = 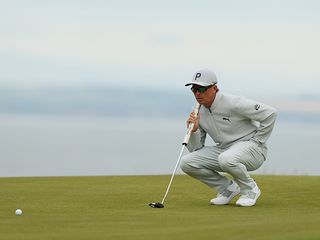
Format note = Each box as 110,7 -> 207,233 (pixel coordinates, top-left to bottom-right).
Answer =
186,126 -> 207,152
234,96 -> 278,145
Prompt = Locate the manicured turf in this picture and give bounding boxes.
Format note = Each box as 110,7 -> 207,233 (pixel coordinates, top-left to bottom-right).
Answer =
0,175 -> 319,240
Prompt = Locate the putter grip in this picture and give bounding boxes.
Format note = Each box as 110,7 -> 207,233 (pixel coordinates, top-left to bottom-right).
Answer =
182,102 -> 201,145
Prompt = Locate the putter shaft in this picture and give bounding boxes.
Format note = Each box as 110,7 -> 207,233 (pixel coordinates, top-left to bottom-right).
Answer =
150,103 -> 200,208
160,144 -> 186,204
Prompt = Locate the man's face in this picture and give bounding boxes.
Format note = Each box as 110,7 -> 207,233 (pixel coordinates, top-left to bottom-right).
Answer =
191,84 -> 217,107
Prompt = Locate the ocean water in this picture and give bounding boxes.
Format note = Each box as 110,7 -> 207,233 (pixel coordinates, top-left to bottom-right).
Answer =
0,114 -> 319,177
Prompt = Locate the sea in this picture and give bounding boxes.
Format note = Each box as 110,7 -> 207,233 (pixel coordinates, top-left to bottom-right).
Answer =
0,113 -> 319,177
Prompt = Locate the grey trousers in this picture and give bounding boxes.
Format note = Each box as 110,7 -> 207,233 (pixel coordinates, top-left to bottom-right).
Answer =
180,140 -> 267,194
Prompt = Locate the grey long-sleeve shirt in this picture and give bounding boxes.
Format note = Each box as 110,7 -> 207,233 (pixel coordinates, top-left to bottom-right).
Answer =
187,91 -> 277,151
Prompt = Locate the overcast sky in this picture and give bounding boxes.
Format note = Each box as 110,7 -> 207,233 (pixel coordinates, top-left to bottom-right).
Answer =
0,0 -> 319,99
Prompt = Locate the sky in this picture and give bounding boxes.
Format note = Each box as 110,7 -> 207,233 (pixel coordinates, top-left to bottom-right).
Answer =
0,0 -> 320,99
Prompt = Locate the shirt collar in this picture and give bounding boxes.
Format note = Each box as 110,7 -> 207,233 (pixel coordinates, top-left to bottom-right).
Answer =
210,91 -> 222,110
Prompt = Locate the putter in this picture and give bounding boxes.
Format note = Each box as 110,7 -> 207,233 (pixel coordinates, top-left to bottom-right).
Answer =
149,102 -> 201,208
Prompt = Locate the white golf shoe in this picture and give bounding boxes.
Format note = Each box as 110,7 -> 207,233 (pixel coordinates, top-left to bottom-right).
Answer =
236,185 -> 261,207
210,181 -> 240,205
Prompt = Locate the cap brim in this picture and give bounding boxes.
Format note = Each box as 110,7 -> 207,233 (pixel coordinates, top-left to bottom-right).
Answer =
185,81 -> 213,87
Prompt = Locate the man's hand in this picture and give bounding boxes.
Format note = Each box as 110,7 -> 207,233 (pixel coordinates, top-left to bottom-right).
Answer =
187,112 -> 200,132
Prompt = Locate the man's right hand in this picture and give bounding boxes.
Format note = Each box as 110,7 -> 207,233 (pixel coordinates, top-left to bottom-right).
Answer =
187,112 -> 200,132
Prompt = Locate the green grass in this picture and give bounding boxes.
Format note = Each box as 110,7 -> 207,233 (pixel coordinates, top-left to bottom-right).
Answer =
0,175 -> 320,240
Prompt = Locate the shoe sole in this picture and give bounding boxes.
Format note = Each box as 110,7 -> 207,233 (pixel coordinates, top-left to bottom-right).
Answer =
236,189 -> 261,207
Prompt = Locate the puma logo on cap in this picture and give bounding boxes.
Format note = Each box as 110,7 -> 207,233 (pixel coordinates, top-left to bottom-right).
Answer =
195,73 -> 202,80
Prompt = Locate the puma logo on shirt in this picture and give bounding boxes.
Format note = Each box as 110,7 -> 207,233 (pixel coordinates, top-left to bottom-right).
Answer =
222,117 -> 231,122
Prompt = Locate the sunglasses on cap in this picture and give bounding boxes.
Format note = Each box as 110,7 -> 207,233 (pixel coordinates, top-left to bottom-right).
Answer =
191,85 -> 214,94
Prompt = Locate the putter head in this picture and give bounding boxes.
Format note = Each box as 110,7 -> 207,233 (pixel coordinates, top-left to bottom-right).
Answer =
148,202 -> 164,208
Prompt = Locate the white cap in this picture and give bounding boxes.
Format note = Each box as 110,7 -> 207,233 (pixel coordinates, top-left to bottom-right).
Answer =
185,69 -> 217,87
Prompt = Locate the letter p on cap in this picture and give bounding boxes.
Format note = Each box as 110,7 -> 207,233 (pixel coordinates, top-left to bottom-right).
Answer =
195,73 -> 201,80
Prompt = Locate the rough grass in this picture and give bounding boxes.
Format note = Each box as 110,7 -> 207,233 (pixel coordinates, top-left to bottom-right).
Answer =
0,175 -> 320,240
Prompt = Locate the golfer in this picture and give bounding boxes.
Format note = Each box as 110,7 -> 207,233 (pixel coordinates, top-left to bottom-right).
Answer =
180,69 -> 277,207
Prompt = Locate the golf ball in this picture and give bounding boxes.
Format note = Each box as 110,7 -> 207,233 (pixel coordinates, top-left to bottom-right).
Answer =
15,209 -> 22,215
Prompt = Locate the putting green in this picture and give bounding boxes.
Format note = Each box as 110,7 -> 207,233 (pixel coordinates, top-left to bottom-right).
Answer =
0,175 -> 319,240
